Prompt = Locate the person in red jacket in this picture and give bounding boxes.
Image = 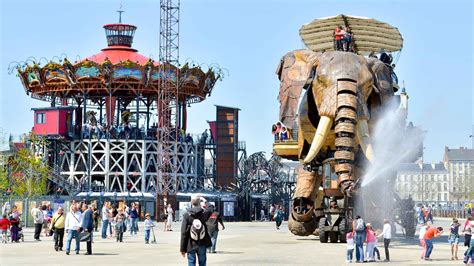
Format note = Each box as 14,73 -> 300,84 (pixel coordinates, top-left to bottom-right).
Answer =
0,214 -> 11,243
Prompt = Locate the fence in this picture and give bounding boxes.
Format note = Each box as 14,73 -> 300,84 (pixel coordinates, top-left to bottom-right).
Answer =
432,209 -> 472,219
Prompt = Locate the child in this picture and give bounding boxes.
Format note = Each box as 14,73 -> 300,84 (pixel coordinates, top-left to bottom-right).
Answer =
365,223 -> 377,262
144,213 -> 154,244
346,231 -> 354,263
114,209 -> 126,242
0,214 -> 10,243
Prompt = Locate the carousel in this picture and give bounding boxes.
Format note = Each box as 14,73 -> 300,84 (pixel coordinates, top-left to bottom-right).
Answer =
13,18 -> 223,197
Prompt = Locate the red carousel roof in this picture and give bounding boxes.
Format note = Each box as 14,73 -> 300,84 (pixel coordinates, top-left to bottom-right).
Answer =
86,46 -> 151,65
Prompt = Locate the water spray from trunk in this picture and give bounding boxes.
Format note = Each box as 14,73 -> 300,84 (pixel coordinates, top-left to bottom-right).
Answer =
361,99 -> 424,187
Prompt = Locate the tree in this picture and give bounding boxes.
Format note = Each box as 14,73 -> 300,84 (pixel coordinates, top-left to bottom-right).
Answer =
7,134 -> 49,197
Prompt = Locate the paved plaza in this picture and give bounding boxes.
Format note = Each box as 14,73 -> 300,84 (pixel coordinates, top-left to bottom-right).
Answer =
0,218 -> 468,265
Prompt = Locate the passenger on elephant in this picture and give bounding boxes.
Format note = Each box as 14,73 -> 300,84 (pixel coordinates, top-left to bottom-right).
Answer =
272,124 -> 279,142
329,200 -> 338,210
342,26 -> 352,52
333,26 -> 344,51
280,127 -> 289,141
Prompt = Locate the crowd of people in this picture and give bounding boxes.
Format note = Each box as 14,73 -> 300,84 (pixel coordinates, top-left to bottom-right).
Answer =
346,216 -> 392,263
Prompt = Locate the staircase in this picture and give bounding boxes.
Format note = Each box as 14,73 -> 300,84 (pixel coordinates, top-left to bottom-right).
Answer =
45,166 -> 79,196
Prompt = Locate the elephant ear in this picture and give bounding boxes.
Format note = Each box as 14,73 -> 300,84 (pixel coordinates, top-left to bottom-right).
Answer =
276,49 -> 321,127
367,58 -> 395,105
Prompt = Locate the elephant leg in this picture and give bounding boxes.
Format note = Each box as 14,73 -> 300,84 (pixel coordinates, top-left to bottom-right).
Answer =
288,168 -> 322,236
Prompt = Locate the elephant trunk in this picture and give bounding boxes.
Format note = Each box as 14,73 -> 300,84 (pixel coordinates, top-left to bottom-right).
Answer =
334,80 -> 358,195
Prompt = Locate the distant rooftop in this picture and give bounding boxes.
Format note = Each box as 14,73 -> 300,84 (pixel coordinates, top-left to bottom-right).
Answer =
397,162 -> 447,173
444,146 -> 474,161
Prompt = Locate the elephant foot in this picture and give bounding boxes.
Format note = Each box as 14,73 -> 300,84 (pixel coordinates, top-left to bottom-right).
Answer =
288,211 -> 318,236
340,180 -> 355,197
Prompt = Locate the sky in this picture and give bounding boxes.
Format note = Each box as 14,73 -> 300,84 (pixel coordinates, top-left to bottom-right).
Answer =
0,0 -> 473,163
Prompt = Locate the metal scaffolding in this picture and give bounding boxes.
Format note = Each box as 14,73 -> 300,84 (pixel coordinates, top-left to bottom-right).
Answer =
157,0 -> 180,196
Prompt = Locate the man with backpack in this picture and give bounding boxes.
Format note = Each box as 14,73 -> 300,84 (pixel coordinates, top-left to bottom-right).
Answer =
352,215 -> 366,263
180,197 -> 212,266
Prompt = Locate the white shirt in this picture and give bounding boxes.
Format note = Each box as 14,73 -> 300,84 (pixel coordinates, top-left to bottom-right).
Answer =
419,225 -> 428,240
101,206 -> 109,220
31,207 -> 44,224
378,223 -> 392,239
346,238 -> 354,250
65,211 -> 83,231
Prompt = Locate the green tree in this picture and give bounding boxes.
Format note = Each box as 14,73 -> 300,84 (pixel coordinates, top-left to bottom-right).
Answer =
8,135 -> 49,197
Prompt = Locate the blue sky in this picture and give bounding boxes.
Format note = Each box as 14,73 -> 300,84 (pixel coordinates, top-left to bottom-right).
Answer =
0,0 -> 472,162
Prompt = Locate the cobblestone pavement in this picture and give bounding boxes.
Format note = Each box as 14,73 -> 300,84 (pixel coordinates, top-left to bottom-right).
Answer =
0,217 -> 469,265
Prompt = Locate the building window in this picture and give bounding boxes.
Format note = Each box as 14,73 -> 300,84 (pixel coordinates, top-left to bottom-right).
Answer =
444,183 -> 447,191
36,113 -> 46,124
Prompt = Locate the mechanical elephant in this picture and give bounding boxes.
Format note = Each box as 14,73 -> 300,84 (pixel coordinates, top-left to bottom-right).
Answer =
276,50 -> 397,236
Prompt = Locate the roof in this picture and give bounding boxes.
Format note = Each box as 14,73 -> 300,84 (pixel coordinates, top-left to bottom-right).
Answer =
444,147 -> 474,161
299,14 -> 403,54
86,46 -> 150,65
397,163 -> 447,173
31,106 -> 76,111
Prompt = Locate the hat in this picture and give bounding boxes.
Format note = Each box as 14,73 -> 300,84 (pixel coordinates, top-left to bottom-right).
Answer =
145,213 -> 150,217
366,223 -> 372,227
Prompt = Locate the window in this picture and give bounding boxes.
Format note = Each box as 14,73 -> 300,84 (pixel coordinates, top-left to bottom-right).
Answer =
444,183 -> 447,191
36,113 -> 46,124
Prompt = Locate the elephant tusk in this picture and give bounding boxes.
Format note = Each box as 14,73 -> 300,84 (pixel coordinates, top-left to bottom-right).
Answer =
303,116 -> 333,164
357,120 -> 374,161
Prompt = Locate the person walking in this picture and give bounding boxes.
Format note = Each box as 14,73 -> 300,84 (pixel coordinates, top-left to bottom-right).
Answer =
205,204 -> 225,253
51,207 -> 65,251
463,217 -> 474,264
260,208 -> 265,222
166,204 -> 174,231
31,203 -> 44,241
115,208 -> 126,242
449,218 -> 461,260
101,201 -> 110,239
129,204 -> 138,236
180,197 -> 212,266
353,215 -> 366,263
274,205 -> 284,230
92,208 -> 99,232
424,226 -> 444,261
377,219 -> 392,262
81,204 -> 93,255
65,204 -> 82,255
269,204 -> 275,221
144,213 -> 154,244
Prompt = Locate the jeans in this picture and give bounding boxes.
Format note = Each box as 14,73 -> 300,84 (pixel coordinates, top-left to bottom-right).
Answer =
145,229 -> 150,242
101,219 -> 109,239
355,231 -> 366,262
130,217 -> 138,235
208,231 -> 218,252
347,249 -> 354,261
54,228 -> 64,249
187,245 -> 207,266
65,230 -> 80,253
384,238 -> 391,260
366,242 -> 375,261
425,238 -> 434,258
